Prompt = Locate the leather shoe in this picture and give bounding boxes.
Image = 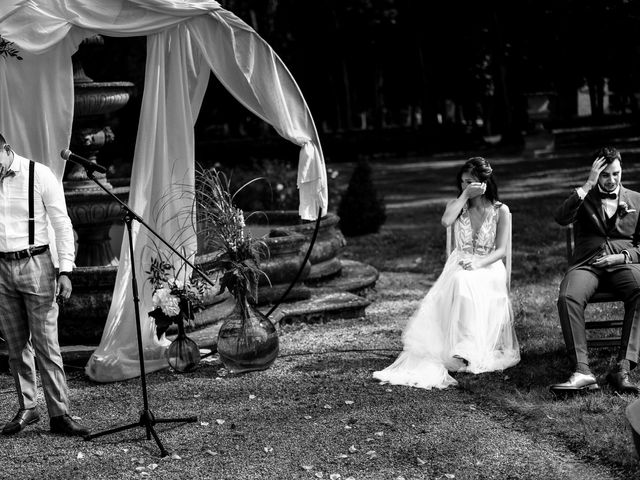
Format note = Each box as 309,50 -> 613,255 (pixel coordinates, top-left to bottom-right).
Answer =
550,372 -> 599,393
2,408 -> 40,435
606,370 -> 640,395
50,414 -> 90,437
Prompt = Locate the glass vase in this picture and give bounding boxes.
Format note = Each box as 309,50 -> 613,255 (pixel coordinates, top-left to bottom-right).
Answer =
217,296 -> 279,374
166,319 -> 201,373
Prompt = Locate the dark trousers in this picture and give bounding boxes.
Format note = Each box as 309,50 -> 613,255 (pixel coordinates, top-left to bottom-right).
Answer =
557,264 -> 640,368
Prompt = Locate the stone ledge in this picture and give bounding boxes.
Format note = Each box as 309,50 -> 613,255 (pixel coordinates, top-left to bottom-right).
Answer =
275,291 -> 371,325
0,289 -> 373,371
306,259 -> 379,295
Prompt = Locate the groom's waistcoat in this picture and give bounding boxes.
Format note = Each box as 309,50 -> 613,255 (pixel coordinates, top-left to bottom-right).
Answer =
554,185 -> 640,269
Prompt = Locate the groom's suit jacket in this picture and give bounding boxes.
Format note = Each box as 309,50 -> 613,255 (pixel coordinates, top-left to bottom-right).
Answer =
554,185 -> 640,270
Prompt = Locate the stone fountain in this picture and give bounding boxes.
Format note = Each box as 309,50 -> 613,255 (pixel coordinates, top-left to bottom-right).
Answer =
55,38 -> 379,352
59,36 -> 134,344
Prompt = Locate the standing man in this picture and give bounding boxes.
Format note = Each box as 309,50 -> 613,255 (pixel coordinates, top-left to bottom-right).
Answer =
0,133 -> 89,436
552,146 -> 640,395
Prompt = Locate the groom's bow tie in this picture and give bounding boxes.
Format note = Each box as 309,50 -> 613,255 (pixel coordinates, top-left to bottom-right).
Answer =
599,191 -> 617,200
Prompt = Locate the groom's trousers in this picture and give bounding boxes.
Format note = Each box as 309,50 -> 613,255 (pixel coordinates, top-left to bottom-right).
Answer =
558,264 -> 640,368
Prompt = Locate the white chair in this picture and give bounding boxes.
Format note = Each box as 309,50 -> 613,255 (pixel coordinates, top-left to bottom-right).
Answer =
446,211 -> 512,292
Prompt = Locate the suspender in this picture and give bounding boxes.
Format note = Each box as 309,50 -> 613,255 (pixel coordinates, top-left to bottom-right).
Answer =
28,160 -> 34,247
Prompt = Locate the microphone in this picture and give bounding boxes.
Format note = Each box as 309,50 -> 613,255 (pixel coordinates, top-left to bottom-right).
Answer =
60,149 -> 107,174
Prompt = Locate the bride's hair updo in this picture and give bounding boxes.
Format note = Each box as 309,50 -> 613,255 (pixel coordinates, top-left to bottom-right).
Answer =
456,156 -> 499,202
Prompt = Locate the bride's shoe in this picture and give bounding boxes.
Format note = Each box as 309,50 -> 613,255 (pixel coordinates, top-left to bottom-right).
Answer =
452,355 -> 469,372
453,354 -> 469,366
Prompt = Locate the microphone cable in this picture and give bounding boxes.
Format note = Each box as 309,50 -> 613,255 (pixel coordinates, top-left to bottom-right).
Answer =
266,206 -> 323,318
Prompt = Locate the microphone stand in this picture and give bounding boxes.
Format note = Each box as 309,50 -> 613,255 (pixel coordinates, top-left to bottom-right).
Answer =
81,166 -> 216,457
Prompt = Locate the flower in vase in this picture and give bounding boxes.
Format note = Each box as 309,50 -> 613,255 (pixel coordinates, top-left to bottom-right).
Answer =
146,251 -> 211,339
152,286 -> 181,317
194,168 -> 269,306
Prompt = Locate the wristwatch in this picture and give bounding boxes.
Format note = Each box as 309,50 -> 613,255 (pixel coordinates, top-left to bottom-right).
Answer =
57,271 -> 72,279
622,250 -> 632,264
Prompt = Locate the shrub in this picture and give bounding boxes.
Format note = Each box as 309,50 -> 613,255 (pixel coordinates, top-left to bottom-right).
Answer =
207,158 -> 343,213
337,159 -> 386,236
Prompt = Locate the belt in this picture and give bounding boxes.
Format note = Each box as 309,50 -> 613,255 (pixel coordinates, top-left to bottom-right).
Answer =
0,245 -> 49,260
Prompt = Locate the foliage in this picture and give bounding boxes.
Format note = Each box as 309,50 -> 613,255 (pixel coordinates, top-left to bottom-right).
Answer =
0,36 -> 22,60
194,167 -> 269,304
214,158 -> 343,213
337,159 -> 386,236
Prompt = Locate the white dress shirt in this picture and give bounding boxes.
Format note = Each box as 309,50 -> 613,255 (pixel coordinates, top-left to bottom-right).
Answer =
576,185 -> 620,218
0,153 -> 75,272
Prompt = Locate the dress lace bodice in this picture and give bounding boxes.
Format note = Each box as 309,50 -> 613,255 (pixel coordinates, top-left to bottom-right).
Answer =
455,203 -> 500,256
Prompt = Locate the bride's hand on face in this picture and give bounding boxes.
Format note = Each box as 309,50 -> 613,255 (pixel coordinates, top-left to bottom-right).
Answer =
464,182 -> 486,199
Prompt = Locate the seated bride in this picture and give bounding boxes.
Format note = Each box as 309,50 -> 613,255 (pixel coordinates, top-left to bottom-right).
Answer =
373,157 -> 520,390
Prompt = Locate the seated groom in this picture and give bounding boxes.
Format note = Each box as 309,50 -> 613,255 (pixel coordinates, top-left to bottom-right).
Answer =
551,146 -> 640,395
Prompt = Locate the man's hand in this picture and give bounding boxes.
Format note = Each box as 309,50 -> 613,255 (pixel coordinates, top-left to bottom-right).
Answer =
463,182 -> 486,200
56,275 -> 72,300
591,253 -> 625,268
584,156 -> 608,191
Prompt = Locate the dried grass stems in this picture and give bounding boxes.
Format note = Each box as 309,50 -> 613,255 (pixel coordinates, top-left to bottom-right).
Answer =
150,166 -> 270,305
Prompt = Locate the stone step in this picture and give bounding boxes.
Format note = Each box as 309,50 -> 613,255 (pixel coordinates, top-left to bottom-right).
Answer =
275,291 -> 371,325
551,122 -> 640,148
306,259 -> 379,295
0,290 -> 372,370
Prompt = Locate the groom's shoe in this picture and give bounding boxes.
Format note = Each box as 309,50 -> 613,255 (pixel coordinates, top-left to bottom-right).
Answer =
550,372 -> 599,394
2,408 -> 40,435
606,370 -> 640,395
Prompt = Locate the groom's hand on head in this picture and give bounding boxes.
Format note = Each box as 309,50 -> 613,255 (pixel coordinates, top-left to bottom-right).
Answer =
584,156 -> 608,191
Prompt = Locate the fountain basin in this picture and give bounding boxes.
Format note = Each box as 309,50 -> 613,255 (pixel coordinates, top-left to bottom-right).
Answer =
65,186 -> 130,267
74,81 -> 134,117
247,211 -> 346,281
59,254 -> 227,346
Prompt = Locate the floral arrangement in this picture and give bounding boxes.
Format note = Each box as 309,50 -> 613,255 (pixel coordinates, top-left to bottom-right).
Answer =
194,167 -> 268,305
146,248 -> 210,339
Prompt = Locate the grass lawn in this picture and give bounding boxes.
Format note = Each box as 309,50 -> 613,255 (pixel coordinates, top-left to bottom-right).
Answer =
1,145 -> 640,479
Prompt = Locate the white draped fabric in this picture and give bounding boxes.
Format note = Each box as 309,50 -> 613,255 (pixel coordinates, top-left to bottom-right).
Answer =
0,0 -> 327,382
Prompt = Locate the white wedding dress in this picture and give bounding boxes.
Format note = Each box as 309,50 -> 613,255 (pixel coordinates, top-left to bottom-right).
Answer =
373,203 -> 520,389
